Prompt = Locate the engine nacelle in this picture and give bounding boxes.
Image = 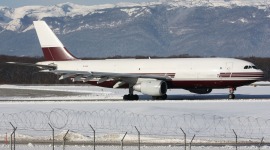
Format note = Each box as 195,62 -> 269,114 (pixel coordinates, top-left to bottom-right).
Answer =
188,88 -> 212,94
133,80 -> 167,96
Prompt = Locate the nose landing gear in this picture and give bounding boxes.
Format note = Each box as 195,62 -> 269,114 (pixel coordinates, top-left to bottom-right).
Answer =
228,87 -> 236,99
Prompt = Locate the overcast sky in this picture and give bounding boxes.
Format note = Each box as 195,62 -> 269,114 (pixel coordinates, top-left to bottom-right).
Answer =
1,0 -> 157,8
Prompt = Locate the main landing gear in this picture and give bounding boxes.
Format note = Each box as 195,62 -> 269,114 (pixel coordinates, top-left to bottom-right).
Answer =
123,94 -> 139,100
123,84 -> 168,101
123,85 -> 139,101
228,87 -> 236,99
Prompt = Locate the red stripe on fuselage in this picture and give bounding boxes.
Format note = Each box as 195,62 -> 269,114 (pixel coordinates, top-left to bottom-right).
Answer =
219,72 -> 264,78
42,47 -> 77,61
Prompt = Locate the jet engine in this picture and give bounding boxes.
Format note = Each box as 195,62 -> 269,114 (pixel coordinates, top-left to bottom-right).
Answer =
188,88 -> 212,94
133,80 -> 167,96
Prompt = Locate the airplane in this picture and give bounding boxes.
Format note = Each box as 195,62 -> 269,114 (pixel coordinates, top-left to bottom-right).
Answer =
8,21 -> 264,100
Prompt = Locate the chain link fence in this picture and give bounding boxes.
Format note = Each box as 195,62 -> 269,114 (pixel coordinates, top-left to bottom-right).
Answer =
0,108 -> 270,149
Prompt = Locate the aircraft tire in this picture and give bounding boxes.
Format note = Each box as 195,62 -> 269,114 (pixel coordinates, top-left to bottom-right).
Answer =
134,95 -> 139,100
123,95 -> 129,100
123,94 -> 139,101
161,94 -> 167,100
228,94 -> 235,99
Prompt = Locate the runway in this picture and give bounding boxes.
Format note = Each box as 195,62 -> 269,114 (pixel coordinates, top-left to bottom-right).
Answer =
0,84 -> 270,101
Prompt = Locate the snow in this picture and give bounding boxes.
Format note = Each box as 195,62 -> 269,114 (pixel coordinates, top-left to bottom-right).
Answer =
1,1 -> 270,32
0,82 -> 270,101
121,8 -> 141,16
0,1 -> 160,32
162,0 -> 270,8
0,145 -> 269,150
7,3 -> 115,19
0,3 -> 118,32
239,18 -> 248,23
0,83 -> 270,149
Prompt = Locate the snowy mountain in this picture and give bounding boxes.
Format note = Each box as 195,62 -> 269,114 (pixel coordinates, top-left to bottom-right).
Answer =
0,2 -> 157,32
0,1 -> 270,57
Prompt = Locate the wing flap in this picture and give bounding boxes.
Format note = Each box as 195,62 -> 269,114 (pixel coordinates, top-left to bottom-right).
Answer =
97,77 -> 110,84
47,70 -> 171,83
113,81 -> 126,88
59,73 -> 76,80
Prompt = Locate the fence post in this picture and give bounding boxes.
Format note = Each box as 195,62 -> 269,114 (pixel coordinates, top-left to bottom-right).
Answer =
180,128 -> 187,150
189,134 -> 195,150
121,132 -> 128,150
63,130 -> 69,150
10,131 -> 13,150
258,137 -> 264,150
10,122 -> 17,150
89,124 -> 96,150
135,126 -> 140,150
232,129 -> 237,150
10,131 -> 14,150
48,123 -> 55,150
5,133 -> 8,145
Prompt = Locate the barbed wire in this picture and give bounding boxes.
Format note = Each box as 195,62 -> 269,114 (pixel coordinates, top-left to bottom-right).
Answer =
0,108 -> 270,139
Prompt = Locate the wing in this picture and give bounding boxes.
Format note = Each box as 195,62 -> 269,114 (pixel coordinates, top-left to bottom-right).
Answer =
6,62 -> 172,88
42,70 -> 173,88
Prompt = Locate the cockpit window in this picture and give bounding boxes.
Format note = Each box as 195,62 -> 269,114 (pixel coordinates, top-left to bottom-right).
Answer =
244,65 -> 258,69
252,66 -> 258,69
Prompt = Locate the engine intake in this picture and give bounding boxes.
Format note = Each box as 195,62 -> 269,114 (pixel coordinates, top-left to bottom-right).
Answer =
133,80 -> 167,96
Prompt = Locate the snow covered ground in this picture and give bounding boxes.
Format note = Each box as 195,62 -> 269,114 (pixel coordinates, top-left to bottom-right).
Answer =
0,83 -> 270,100
1,145 -> 270,150
0,83 -> 270,149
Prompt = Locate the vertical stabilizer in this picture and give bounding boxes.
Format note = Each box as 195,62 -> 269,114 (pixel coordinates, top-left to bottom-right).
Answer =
33,21 -> 77,61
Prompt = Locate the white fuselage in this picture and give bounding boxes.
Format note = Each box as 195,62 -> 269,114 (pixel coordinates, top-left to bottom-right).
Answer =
38,58 -> 263,89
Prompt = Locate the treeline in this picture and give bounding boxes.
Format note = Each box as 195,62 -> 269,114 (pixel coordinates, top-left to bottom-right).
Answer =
0,55 -> 269,84
0,55 -> 71,84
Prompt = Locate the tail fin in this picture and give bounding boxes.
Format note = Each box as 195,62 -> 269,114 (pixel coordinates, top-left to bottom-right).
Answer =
33,21 -> 77,61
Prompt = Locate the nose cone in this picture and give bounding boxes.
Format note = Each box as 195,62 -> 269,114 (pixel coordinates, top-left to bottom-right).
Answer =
257,69 -> 264,80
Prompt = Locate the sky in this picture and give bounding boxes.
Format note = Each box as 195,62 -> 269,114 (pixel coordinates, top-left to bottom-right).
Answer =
1,0 -> 157,8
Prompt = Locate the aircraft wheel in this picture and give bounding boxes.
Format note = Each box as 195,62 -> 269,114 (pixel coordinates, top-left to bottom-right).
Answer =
228,94 -> 235,99
123,94 -> 139,101
123,95 -> 129,100
134,95 -> 139,100
161,94 -> 167,100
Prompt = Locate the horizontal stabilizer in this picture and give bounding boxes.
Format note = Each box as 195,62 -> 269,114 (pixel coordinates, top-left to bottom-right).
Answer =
6,62 -> 57,70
